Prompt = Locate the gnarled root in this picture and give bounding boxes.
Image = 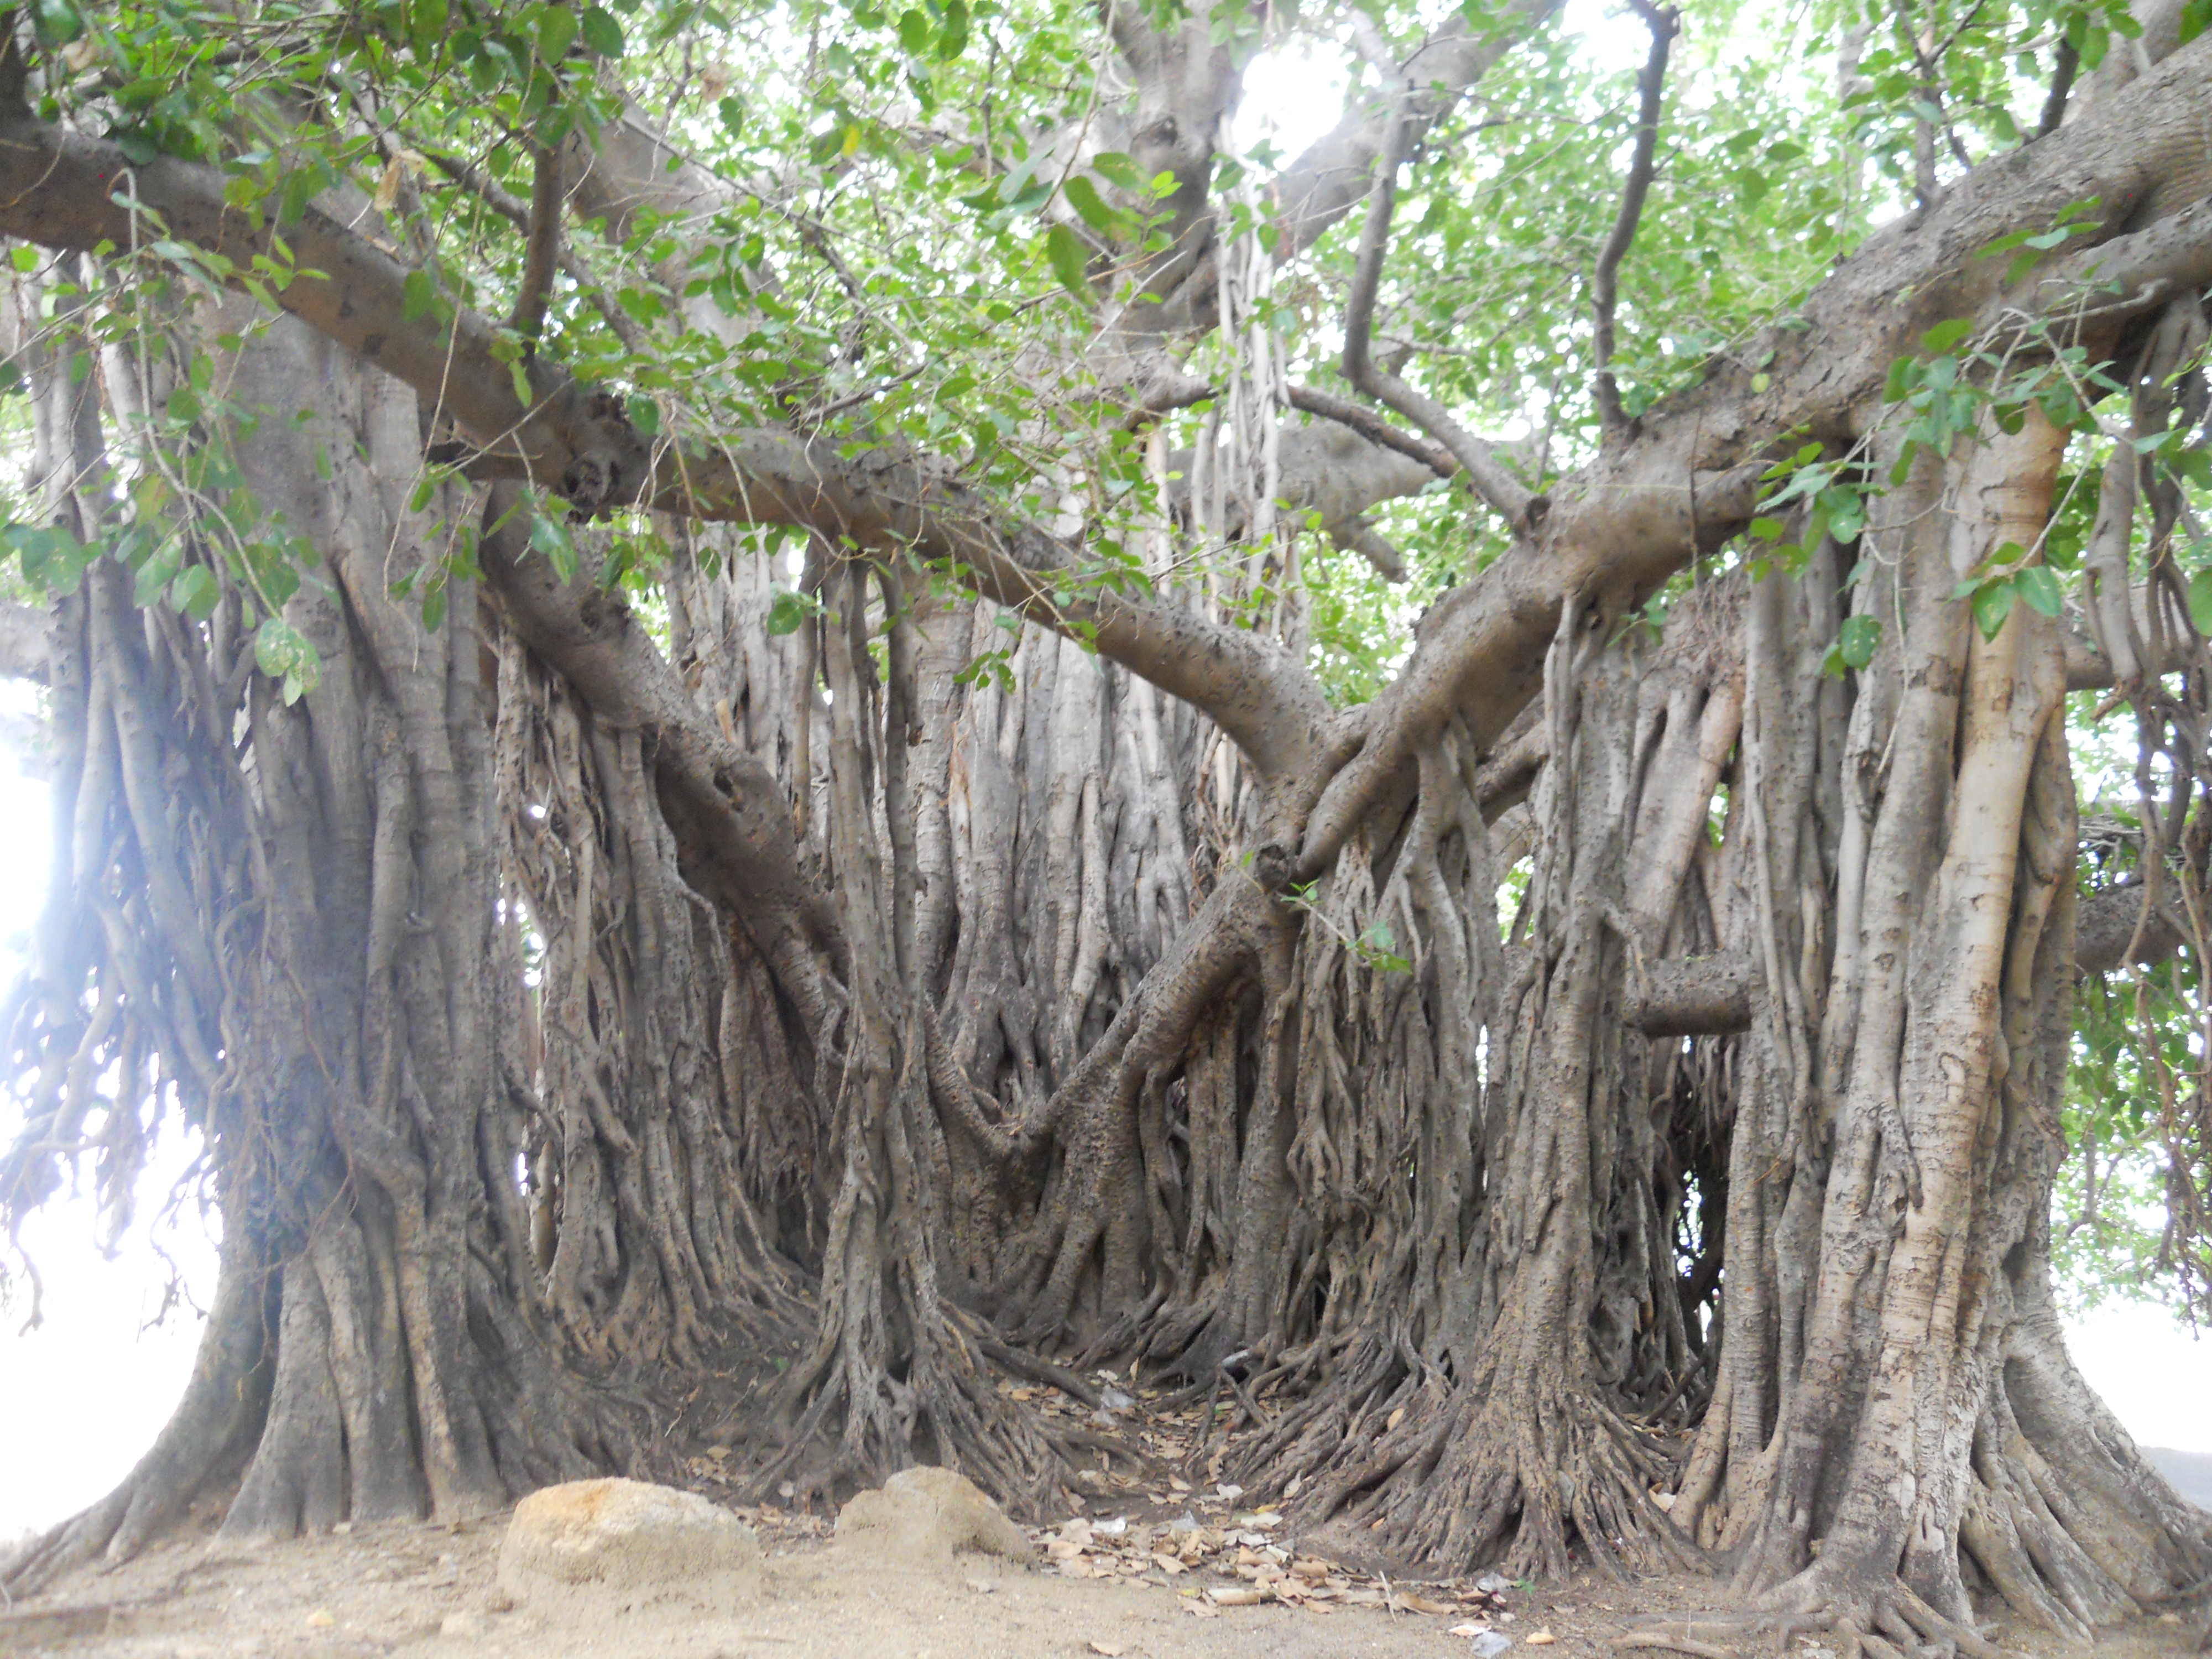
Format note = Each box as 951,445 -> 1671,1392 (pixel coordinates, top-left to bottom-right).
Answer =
1260,1332 -> 1699,1580
1619,1569 -> 2005,1659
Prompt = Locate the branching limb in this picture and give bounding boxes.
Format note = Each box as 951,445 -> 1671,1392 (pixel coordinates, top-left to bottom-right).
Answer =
430,150 -> 651,354
1285,383 -> 1457,480
1591,2 -> 1679,445
1341,114 -> 1541,527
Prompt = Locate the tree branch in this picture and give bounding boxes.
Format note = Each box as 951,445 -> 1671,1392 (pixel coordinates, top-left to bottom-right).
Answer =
1340,113 -> 1540,527
509,140 -> 561,351
1284,383 -> 1457,479
427,149 -> 651,354
1592,2 -> 1678,445
0,109 -> 1337,782
1287,37 -> 2212,879
2037,39 -> 2079,138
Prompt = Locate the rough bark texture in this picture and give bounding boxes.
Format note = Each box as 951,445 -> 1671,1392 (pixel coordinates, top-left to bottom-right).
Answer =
4,5 -> 2211,1639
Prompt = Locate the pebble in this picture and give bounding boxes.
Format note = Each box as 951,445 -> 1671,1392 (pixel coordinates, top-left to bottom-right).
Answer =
440,1612 -> 487,1638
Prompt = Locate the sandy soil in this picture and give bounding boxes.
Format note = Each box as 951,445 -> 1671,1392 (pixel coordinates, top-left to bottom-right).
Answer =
2,1497 -> 2201,1659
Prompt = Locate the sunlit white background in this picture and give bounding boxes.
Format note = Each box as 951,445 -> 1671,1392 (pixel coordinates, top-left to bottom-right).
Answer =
4,2 -> 2208,1546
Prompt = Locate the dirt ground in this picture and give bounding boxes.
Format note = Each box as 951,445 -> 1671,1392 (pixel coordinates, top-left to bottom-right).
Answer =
2,1497 -> 2201,1659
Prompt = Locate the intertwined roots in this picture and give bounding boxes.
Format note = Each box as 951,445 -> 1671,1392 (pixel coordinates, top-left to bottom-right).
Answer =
1618,1574 -> 2006,1659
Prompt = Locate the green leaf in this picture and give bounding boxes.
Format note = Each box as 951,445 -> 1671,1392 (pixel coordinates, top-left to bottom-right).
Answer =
766,589 -> 809,634
529,507 -> 578,582
1061,175 -> 1119,234
2185,0 -> 2212,44
536,4 -> 579,61
422,578 -> 448,633
1884,356 -> 1918,403
254,615 -> 323,703
401,269 -> 437,322
170,565 -> 220,620
1972,577 -> 2017,640
1921,319 -> 1972,354
1091,152 -> 1145,191
627,394 -> 661,436
1043,222 -> 1092,301
2190,568 -> 2212,634
2014,564 -> 2064,618
9,246 -> 38,274
580,4 -> 625,55
897,8 -> 931,50
1837,613 -> 1881,671
936,0 -> 969,56
31,0 -> 84,48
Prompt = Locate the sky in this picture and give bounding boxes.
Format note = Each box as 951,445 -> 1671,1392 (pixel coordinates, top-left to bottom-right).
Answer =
4,4 -> 2210,1550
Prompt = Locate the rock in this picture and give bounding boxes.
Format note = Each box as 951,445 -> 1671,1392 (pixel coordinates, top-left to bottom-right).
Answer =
1469,1633 -> 1514,1658
439,1612 -> 487,1639
497,1479 -> 759,1613
833,1467 -> 1033,1568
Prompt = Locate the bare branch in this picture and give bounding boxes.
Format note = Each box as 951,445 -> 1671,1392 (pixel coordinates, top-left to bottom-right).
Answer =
2037,38 -> 2080,137
1340,113 -> 1540,527
509,140 -> 561,351
1592,2 -> 1678,444
1284,383 -> 1456,479
1154,0 -> 1561,335
427,149 -> 651,354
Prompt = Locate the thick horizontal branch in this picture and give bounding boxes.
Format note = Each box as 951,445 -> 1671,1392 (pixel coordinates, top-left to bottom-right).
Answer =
1290,38 -> 2212,877
2075,882 -> 2187,973
0,112 -> 1337,782
1633,953 -> 1753,1036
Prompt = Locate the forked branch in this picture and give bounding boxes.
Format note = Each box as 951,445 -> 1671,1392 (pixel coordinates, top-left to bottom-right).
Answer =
1342,114 -> 1541,527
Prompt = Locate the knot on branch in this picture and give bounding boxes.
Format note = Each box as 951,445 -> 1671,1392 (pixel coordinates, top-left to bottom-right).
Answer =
559,390 -> 655,518
1246,842 -> 1297,891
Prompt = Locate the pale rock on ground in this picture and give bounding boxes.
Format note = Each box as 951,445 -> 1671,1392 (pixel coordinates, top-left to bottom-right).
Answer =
0,1474 -> 2199,1659
831,1467 -> 1032,1568
496,1478 -> 760,1614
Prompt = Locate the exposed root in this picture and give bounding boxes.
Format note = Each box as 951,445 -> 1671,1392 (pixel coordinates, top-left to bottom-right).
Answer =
1623,1572 -> 2008,1659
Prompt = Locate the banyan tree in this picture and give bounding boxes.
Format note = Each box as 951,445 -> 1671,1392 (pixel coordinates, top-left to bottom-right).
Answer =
2,0 -> 2210,1644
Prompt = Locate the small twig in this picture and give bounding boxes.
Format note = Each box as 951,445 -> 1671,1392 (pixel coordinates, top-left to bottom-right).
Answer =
1592,1 -> 1679,444
813,365 -> 925,421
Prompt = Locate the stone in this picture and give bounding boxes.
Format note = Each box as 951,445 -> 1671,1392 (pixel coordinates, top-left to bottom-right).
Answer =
833,1467 -> 1033,1568
439,1612 -> 487,1639
497,1479 -> 759,1613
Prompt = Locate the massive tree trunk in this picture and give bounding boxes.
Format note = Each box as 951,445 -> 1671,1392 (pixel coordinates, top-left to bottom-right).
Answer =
4,2 -> 2212,1639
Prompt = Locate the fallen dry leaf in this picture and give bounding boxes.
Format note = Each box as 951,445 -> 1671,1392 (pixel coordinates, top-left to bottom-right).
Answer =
1401,1593 -> 1457,1615
1527,1630 -> 1557,1645
304,1610 -> 336,1629
1151,1554 -> 1186,1574
1089,1644 -> 1125,1656
965,1578 -> 995,1594
1386,1406 -> 1407,1430
1451,1624 -> 1492,1637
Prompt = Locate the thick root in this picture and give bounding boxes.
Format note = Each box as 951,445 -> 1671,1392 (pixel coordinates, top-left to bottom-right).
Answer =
1255,1338 -> 1700,1580
1620,1570 -> 2006,1659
